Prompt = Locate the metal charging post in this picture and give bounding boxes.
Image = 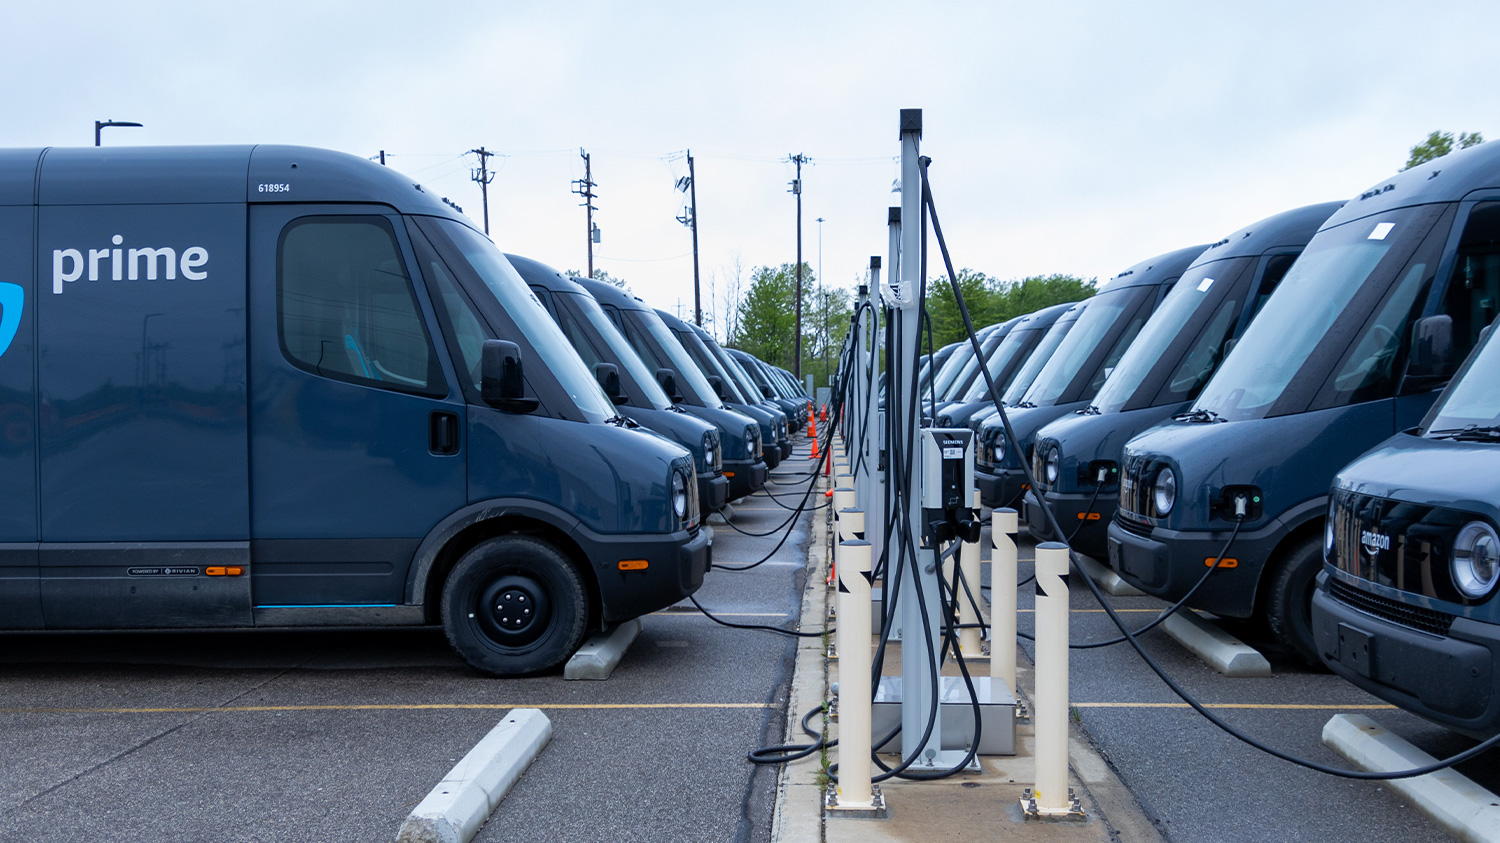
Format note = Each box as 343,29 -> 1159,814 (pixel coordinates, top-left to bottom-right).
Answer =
1025,541 -> 1084,818
893,109 -> 950,767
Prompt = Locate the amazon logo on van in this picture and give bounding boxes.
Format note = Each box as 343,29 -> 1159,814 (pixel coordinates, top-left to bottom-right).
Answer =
52,235 -> 209,294
0,282 -> 20,359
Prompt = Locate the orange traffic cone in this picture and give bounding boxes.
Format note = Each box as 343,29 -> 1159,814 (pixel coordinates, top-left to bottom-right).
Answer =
808,414 -> 817,438
819,405 -> 827,423
810,437 -> 820,460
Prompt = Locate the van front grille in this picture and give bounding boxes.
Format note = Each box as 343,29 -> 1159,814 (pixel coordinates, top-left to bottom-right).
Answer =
1327,577 -> 1454,637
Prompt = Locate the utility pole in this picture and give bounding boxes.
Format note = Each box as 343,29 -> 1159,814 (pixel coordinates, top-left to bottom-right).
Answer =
378,150 -> 386,165
788,153 -> 809,379
817,216 -> 826,384
676,151 -> 702,326
469,147 -> 496,234
572,149 -> 598,277
95,119 -> 142,146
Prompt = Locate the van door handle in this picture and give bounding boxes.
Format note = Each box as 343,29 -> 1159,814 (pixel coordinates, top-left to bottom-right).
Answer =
430,411 -> 460,455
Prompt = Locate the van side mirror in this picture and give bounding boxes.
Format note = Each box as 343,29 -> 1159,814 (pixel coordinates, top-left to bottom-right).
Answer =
481,340 -> 539,413
707,375 -> 729,401
1408,315 -> 1454,378
655,368 -> 684,403
594,362 -> 628,404
1221,337 -> 1238,359
761,384 -> 774,399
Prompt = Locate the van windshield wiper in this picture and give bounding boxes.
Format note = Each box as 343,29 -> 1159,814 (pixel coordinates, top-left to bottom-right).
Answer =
1428,424 -> 1500,441
1015,400 -> 1038,409
605,415 -> 637,428
1174,408 -> 1226,424
1079,404 -> 1101,416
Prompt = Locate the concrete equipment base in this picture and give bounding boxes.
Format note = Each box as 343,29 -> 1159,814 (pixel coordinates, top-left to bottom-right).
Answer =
871,675 -> 1016,755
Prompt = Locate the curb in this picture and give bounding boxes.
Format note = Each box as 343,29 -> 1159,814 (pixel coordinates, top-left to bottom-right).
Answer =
1160,609 -> 1272,677
396,708 -> 553,843
564,618 -> 641,680
1323,713 -> 1500,843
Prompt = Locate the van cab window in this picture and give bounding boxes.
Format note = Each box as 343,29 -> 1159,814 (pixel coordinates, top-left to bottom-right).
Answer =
277,217 -> 443,397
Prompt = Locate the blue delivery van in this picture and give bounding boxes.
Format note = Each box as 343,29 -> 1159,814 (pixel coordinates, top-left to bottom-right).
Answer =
1031,203 -> 1341,557
507,254 -> 730,517
581,277 -> 770,501
974,247 -> 1200,510
701,329 -> 794,461
1314,322 -> 1500,737
655,310 -> 790,468
1109,142 -> 1500,663
0,145 -> 709,675
966,303 -> 1082,448
935,302 -> 1073,431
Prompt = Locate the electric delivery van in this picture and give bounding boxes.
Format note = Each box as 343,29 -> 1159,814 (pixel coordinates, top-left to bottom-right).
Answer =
1314,322 -> 1500,737
934,302 -> 1073,431
508,254 -> 730,517
0,145 -> 709,676
581,278 -> 770,501
974,247 -> 1199,509
1109,142 -> 1500,663
1031,203 -> 1340,557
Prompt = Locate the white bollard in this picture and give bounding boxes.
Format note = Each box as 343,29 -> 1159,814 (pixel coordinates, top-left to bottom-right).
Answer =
1030,541 -> 1074,815
990,508 -> 1018,692
831,486 -> 856,587
836,538 -> 875,808
958,490 -> 984,656
838,508 -> 865,544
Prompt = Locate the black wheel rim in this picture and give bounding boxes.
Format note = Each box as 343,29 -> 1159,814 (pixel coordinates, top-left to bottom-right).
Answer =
474,573 -> 554,649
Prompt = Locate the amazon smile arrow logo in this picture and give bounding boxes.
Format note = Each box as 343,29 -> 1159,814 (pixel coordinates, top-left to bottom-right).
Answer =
0,283 -> 21,359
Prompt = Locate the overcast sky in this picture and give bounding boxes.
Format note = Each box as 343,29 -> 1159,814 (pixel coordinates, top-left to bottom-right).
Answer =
4,0 -> 1496,337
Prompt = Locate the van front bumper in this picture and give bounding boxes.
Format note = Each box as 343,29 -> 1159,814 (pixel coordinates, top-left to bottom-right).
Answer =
762,444 -> 782,471
1035,488 -> 1116,559
1105,518 -> 1276,619
977,466 -> 1027,510
699,471 -> 730,515
724,458 -> 768,499
576,524 -> 712,624
1313,573 -> 1500,738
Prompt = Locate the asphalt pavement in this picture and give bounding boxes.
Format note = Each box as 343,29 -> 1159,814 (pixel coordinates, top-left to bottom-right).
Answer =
0,451 -> 823,843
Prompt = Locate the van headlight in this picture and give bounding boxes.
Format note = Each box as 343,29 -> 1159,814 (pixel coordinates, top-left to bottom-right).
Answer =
672,470 -> 689,521
745,425 -> 759,458
700,431 -> 715,472
1152,466 -> 1177,518
1044,447 -> 1060,486
1452,521 -> 1500,598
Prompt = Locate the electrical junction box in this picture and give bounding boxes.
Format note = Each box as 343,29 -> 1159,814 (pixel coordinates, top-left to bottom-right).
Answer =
920,428 -> 974,511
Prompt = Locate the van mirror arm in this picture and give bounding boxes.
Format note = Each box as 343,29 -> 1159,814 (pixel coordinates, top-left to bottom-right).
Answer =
481,339 -> 539,413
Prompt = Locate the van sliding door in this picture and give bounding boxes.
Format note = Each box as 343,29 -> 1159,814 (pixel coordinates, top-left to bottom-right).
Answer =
0,203 -> 39,628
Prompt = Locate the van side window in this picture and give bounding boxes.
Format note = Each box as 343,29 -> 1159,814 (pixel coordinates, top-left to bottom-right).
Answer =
1441,201 -> 1500,358
1246,253 -> 1297,323
278,217 -> 443,396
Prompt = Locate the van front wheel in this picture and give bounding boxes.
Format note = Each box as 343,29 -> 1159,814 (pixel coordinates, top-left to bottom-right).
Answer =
1265,536 -> 1323,668
441,536 -> 589,676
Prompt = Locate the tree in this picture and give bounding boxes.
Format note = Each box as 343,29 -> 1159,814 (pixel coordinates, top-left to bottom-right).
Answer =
728,262 -> 853,389
1403,130 -> 1484,171
924,270 -> 1095,348
564,268 -> 627,289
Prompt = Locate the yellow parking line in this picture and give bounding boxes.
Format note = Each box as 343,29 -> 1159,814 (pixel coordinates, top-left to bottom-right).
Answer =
1071,702 -> 1397,710
0,702 -> 774,715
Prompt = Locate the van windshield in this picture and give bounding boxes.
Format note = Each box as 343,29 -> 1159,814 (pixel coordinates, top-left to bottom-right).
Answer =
681,331 -> 751,404
963,325 -> 1036,402
557,291 -> 673,410
1003,314 -> 1075,405
1193,209 -> 1431,421
1092,258 -> 1252,414
620,308 -> 725,409
932,344 -> 976,400
420,218 -> 617,422
1021,286 -> 1149,407
1427,329 -> 1500,432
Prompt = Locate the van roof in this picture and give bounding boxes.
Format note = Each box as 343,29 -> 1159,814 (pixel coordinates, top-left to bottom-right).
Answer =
0,145 -> 467,222
505,253 -> 591,296
1188,201 -> 1344,268
1100,244 -> 1207,291
1324,140 -> 1500,228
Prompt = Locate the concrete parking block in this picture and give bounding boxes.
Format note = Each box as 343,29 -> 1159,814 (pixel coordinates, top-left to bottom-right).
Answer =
1323,714 -> 1500,843
563,618 -> 641,680
396,709 -> 552,843
1072,553 -> 1145,597
1160,609 -> 1272,677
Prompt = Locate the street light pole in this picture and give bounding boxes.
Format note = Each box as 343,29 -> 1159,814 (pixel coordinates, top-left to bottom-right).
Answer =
95,120 -> 143,146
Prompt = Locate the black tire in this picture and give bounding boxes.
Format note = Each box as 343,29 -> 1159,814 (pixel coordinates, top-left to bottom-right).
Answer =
1265,536 -> 1324,668
440,536 -> 589,676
